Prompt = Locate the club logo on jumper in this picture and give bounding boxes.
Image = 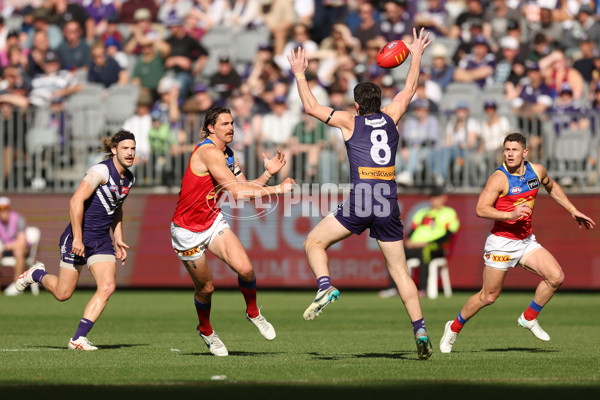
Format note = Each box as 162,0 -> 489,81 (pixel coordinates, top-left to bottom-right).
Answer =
358,166 -> 395,180
527,178 -> 540,190
179,247 -> 200,257
492,255 -> 511,262
109,185 -> 118,192
511,186 -> 522,194
387,41 -> 398,50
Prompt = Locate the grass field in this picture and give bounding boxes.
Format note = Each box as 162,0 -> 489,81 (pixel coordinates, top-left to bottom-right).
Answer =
1,290 -> 598,399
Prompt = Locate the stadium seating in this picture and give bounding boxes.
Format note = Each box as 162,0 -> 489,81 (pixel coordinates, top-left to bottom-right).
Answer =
547,129 -> 593,186
406,257 -> 452,299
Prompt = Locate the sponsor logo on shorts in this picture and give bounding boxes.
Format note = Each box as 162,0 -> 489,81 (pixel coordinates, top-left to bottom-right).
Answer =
358,166 -> 395,180
527,178 -> 539,190
511,186 -> 522,194
180,247 -> 200,257
109,185 -> 118,192
492,255 -> 511,262
121,186 -> 130,195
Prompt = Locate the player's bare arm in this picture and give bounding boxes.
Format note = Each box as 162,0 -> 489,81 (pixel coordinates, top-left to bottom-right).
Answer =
534,163 -> 596,230
288,47 -> 355,140
382,28 -> 432,124
69,175 -> 102,257
200,145 -> 295,199
476,171 -> 531,221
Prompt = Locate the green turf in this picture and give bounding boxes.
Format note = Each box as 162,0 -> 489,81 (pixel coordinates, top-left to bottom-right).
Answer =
1,290 -> 598,399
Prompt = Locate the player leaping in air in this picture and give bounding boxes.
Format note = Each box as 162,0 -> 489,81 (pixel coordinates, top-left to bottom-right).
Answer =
288,28 -> 434,360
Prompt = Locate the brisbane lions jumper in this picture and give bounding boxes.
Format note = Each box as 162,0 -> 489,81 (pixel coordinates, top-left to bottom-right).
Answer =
172,138 -> 237,232
491,161 -> 541,240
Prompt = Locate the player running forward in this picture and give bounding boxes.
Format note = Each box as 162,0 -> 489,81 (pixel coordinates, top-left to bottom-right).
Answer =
440,133 -> 595,353
171,106 -> 294,356
17,130 -> 137,350
288,28 -> 434,360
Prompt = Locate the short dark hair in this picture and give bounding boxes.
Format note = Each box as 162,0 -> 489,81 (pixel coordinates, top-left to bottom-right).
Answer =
503,132 -> 527,148
200,106 -> 232,140
353,82 -> 381,115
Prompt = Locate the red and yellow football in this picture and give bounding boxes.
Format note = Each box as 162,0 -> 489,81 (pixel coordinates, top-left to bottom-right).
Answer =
376,40 -> 409,69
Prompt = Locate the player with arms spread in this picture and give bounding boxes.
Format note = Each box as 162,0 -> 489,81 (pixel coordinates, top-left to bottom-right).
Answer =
17,130 -> 137,350
440,132 -> 595,353
171,106 -> 295,356
288,28 -> 434,359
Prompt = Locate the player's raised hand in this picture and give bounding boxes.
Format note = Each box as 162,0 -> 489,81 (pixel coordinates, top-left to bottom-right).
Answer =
263,150 -> 287,176
405,27 -> 432,57
287,47 -> 308,75
571,210 -> 596,230
511,203 -> 532,220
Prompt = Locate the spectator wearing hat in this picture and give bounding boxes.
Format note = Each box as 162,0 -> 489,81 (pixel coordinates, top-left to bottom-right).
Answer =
528,7 -> 563,45
550,82 -> 587,135
561,4 -> 600,51
396,98 -> 440,187
512,60 -> 553,161
131,33 -> 170,101
494,35 -> 526,96
379,1 -> 412,43
164,15 -> 208,100
119,0 -> 159,24
443,100 -> 481,184
502,19 -> 529,61
29,50 -> 82,108
152,76 -> 181,129
482,0 -> 521,45
88,41 -> 128,88
209,53 -> 242,106
26,7 -> 63,50
124,8 -> 162,56
0,196 -> 31,296
453,34 -> 496,89
429,43 -> 454,91
480,99 -> 510,163
57,20 -> 91,72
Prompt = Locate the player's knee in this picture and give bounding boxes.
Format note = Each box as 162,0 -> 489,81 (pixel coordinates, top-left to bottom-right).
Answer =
98,281 -> 116,298
547,269 -> 565,289
481,291 -> 500,306
237,266 -> 255,282
303,236 -> 322,253
196,282 -> 214,296
55,290 -> 74,302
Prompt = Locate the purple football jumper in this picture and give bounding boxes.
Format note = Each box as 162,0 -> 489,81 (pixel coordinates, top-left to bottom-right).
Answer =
333,112 -> 404,241
60,158 -> 135,266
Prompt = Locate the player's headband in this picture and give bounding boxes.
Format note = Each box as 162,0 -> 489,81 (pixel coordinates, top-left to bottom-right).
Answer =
114,132 -> 136,143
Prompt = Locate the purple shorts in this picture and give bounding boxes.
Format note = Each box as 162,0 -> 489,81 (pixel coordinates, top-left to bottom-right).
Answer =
59,230 -> 115,267
333,195 -> 404,241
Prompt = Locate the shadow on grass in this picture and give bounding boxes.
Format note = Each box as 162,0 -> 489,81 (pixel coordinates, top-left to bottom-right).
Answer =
33,344 -> 149,351
1,383 -> 598,400
308,351 -> 417,361
180,351 -> 285,357
483,347 -> 559,353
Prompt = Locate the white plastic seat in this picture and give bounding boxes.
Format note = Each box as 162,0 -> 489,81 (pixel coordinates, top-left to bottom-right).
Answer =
405,256 -> 452,299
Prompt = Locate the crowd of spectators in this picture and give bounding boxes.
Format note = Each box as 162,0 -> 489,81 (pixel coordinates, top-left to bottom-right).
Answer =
1,0 -> 600,189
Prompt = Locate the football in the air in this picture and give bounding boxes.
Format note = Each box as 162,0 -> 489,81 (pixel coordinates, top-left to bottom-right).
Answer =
376,40 -> 409,69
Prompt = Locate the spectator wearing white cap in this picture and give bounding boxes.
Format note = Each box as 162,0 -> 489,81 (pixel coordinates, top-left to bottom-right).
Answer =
0,196 -> 28,296
494,35 -> 525,88
430,43 -> 454,91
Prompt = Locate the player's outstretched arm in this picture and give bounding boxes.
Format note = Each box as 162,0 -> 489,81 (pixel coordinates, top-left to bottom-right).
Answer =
536,164 -> 596,230
202,146 -> 295,199
288,47 -> 354,139
382,28 -> 432,124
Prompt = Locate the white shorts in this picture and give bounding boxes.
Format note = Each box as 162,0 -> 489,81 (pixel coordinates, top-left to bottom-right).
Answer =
171,213 -> 230,261
483,233 -> 543,270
